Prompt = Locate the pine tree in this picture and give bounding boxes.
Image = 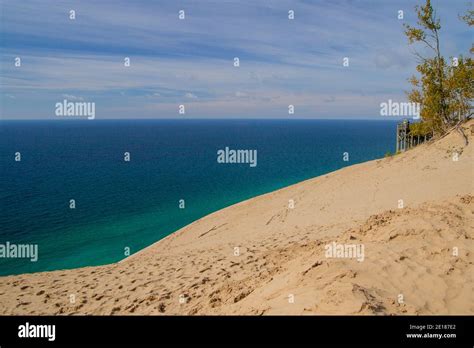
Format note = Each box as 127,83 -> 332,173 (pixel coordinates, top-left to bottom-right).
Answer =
404,0 -> 473,141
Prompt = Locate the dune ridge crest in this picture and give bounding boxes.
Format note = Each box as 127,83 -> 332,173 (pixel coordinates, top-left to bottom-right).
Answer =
0,121 -> 472,315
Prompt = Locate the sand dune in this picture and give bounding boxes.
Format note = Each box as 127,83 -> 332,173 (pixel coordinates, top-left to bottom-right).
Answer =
0,121 -> 472,315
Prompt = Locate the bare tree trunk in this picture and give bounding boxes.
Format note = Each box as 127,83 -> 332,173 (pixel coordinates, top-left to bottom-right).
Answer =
454,120 -> 469,145
433,27 -> 450,128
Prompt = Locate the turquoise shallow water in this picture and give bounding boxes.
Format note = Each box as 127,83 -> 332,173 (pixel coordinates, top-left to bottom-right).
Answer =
0,119 -> 397,276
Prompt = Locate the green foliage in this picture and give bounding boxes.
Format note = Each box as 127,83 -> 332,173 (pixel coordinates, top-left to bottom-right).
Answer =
461,9 -> 474,26
409,121 -> 431,137
404,0 -> 473,136
384,151 -> 393,158
460,9 -> 474,54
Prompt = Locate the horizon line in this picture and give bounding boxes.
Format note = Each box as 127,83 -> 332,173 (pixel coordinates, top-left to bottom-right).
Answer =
0,117 -> 408,122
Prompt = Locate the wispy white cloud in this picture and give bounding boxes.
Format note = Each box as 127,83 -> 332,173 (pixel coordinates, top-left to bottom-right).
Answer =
62,94 -> 84,101
1,0 -> 471,119
185,92 -> 198,99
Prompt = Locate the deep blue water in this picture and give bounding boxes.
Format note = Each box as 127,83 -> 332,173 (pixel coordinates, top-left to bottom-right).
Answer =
0,119 -> 396,276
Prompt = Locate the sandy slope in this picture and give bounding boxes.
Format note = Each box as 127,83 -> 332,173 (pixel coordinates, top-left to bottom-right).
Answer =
0,121 -> 473,315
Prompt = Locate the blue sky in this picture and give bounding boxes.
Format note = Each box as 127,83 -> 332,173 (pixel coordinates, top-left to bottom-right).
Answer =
0,0 -> 472,119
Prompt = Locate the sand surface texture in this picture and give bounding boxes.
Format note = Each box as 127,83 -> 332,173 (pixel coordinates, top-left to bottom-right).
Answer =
1,121 -> 473,315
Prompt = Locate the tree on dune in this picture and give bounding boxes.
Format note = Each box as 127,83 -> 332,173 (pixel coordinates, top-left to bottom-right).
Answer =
404,0 -> 473,143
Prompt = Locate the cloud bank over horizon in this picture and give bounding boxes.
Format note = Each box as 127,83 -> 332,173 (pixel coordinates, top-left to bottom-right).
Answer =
0,0 -> 472,119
